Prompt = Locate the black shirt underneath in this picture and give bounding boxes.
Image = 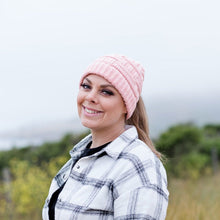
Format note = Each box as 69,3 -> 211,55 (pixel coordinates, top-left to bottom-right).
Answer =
48,141 -> 110,220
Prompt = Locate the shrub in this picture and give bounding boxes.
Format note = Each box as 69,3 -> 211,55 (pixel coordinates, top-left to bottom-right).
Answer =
156,123 -> 202,158
173,152 -> 210,180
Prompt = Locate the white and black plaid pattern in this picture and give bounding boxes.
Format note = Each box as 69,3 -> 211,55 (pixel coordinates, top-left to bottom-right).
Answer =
42,125 -> 169,220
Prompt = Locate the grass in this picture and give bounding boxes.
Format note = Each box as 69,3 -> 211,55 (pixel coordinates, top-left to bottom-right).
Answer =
166,172 -> 220,220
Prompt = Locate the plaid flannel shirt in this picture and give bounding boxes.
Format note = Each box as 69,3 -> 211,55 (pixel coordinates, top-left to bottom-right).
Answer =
42,125 -> 169,220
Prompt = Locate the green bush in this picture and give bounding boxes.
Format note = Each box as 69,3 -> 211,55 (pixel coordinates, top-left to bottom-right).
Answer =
203,124 -> 220,137
0,131 -> 90,176
200,138 -> 220,158
1,155 -> 68,219
173,153 -> 210,180
156,123 -> 202,158
156,123 -> 219,179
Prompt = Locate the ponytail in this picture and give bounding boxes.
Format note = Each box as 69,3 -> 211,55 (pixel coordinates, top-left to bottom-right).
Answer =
126,97 -> 162,159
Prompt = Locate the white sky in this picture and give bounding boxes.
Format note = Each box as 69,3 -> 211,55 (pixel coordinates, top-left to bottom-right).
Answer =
0,0 -> 220,132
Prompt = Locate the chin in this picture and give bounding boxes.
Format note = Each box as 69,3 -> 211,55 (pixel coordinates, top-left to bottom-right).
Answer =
80,120 -> 99,130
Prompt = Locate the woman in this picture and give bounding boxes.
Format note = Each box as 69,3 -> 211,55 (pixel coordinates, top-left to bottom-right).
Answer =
42,55 -> 169,220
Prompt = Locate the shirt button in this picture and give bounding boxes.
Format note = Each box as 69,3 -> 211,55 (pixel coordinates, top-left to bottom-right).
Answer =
76,165 -> 80,169
63,174 -> 66,179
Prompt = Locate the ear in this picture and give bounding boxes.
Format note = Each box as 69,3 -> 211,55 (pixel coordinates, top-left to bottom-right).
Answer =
123,104 -> 127,114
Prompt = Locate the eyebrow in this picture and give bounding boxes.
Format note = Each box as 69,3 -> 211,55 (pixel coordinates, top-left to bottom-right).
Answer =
84,77 -> 116,89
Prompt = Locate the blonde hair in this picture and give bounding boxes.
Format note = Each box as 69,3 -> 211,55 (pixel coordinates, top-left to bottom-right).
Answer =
126,97 -> 161,159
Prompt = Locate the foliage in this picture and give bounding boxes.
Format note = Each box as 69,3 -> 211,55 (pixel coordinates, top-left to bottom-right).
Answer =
156,123 -> 219,179
10,159 -> 49,216
0,155 -> 68,219
203,124 -> 220,137
200,125 -> 220,159
173,152 -> 210,179
0,182 -> 9,219
0,131 -> 89,176
200,137 -> 220,158
156,123 -> 202,157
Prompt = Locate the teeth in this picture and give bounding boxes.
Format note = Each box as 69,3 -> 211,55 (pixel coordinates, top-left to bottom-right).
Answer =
85,107 -> 99,114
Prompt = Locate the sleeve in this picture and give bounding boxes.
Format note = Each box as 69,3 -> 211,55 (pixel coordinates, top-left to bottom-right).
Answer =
113,154 -> 169,220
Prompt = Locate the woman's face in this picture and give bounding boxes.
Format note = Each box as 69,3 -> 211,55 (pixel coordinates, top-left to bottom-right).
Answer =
77,74 -> 127,133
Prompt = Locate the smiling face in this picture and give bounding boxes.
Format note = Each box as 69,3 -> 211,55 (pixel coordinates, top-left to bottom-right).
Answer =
77,74 -> 127,134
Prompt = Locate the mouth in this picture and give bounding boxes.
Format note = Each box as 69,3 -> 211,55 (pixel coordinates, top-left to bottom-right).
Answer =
83,105 -> 103,114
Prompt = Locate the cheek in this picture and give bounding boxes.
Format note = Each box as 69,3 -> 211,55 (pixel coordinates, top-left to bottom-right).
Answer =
77,91 -> 83,104
103,100 -> 123,113
77,92 -> 83,111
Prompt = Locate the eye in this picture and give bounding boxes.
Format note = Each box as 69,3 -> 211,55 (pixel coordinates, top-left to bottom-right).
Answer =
101,89 -> 114,96
81,83 -> 91,90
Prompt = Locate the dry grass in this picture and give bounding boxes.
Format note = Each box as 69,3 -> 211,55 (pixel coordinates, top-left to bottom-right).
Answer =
166,172 -> 220,220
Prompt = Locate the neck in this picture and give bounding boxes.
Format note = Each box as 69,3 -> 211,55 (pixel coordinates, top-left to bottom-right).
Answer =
90,124 -> 126,148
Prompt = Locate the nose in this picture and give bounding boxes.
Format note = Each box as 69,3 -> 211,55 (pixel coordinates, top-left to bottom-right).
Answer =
85,89 -> 98,103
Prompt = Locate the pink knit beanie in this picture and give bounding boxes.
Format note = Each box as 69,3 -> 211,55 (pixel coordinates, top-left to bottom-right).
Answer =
80,55 -> 145,119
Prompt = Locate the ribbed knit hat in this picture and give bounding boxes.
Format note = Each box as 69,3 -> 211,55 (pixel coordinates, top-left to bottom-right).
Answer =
80,55 -> 145,119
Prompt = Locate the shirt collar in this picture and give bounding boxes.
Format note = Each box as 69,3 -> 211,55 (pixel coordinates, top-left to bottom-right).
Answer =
69,125 -> 138,160
69,134 -> 92,159
104,125 -> 138,159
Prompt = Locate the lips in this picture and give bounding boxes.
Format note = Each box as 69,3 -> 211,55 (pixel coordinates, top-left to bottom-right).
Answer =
83,105 -> 103,114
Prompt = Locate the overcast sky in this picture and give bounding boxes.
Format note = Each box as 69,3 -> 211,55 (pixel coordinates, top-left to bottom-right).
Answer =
0,0 -> 219,133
